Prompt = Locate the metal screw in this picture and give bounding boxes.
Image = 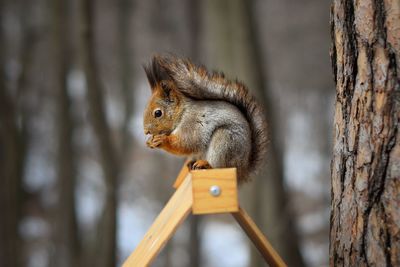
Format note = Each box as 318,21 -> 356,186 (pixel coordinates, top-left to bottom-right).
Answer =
209,185 -> 221,197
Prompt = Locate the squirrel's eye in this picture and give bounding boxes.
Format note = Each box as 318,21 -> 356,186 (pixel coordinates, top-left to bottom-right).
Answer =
154,109 -> 163,118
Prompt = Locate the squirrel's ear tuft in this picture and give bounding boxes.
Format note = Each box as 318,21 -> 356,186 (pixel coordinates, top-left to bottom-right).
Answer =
143,55 -> 170,90
143,63 -> 157,89
143,64 -> 155,89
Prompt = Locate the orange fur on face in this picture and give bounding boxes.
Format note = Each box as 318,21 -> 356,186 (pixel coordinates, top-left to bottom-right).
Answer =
143,82 -> 183,136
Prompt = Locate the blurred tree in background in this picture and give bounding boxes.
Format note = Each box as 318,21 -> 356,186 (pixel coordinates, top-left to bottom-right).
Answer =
0,0 -> 333,266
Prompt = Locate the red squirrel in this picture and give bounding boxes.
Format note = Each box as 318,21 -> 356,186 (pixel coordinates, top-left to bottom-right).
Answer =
143,55 -> 268,183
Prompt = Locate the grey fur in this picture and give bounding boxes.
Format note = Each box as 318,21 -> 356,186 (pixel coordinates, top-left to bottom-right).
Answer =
173,97 -> 251,180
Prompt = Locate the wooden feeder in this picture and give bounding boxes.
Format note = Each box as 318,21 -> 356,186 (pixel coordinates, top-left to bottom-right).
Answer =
123,162 -> 287,267
191,168 -> 238,214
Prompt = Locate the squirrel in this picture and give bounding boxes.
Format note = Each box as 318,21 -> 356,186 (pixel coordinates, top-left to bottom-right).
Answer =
143,55 -> 268,183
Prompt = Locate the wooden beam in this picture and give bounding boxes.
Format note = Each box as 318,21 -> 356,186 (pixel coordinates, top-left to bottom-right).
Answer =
123,173 -> 193,267
232,206 -> 287,267
173,159 -> 190,189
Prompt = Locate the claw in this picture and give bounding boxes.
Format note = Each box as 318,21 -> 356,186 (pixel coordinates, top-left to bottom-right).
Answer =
187,160 -> 196,170
189,160 -> 212,170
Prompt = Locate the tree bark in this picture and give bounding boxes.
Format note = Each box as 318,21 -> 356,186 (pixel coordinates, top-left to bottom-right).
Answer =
80,0 -> 118,266
330,0 -> 400,266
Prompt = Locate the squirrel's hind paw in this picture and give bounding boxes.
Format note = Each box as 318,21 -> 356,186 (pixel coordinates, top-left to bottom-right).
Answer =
188,160 -> 212,170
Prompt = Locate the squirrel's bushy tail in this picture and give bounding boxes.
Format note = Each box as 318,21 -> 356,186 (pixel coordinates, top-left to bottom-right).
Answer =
151,55 -> 268,177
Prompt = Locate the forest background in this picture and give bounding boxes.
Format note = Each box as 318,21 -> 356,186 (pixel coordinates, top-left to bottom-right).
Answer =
0,0 -> 333,266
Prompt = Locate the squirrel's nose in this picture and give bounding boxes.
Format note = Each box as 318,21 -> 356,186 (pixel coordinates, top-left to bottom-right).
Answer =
144,130 -> 150,135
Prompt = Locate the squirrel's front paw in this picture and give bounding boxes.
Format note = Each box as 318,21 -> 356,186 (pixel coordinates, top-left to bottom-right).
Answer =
146,134 -> 167,149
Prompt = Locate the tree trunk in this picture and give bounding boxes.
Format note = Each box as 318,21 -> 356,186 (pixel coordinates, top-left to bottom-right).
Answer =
0,81 -> 23,267
242,1 -> 306,266
188,1 -> 202,266
0,53 -> 22,267
204,0 -> 305,265
330,0 -> 400,266
0,1 -> 24,266
117,0 -> 134,152
52,0 -> 80,266
80,0 -> 118,266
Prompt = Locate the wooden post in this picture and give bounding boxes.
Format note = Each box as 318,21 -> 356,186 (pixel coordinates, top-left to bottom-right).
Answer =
172,159 -> 190,189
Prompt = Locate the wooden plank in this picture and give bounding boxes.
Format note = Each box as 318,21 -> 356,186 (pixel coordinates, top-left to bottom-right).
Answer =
122,174 -> 193,267
173,159 -> 190,189
191,168 -> 238,214
232,206 -> 287,267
